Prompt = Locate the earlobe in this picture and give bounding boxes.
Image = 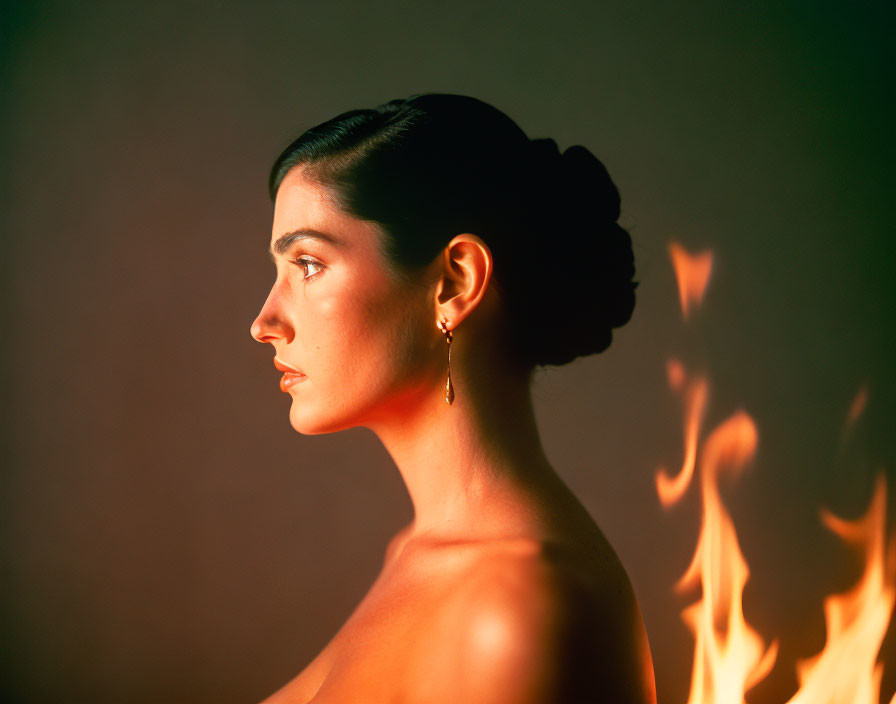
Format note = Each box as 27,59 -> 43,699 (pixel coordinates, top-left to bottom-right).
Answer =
434,234 -> 493,327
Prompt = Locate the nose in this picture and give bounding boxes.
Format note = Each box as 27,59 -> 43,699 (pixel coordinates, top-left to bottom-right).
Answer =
250,289 -> 293,344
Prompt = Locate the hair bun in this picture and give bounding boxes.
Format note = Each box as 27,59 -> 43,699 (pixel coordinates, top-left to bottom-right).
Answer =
528,137 -> 563,169
511,139 -> 635,367
526,140 -> 621,224
560,145 -> 621,222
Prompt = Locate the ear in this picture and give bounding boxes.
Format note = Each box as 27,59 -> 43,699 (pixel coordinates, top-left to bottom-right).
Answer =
434,234 -> 493,330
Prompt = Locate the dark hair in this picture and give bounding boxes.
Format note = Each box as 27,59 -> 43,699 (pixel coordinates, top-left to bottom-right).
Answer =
269,93 -> 636,368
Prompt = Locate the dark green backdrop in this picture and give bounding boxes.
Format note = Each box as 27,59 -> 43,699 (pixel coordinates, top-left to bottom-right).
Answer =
4,1 -> 894,702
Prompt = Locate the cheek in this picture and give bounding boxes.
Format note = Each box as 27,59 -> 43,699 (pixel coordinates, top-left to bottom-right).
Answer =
355,293 -> 427,387
305,286 -> 424,391
303,295 -> 368,373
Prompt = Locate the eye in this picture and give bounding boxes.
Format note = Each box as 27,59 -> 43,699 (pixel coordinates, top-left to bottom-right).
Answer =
291,255 -> 324,280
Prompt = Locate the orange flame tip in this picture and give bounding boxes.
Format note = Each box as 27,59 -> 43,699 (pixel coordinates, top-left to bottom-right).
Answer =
669,241 -> 713,321
656,376 -> 709,508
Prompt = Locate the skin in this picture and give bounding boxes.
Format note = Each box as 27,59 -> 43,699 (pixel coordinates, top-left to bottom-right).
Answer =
249,166 -> 657,704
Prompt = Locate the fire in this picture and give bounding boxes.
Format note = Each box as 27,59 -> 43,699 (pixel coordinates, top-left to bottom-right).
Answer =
655,360 -> 707,508
660,241 -> 895,703
844,384 -> 870,438
785,474 -> 896,704
659,376 -> 778,703
668,241 -> 713,321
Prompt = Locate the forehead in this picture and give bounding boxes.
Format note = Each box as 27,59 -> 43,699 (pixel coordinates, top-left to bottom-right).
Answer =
271,166 -> 382,249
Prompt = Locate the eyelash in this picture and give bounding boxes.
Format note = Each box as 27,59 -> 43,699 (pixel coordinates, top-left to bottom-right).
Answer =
291,255 -> 324,280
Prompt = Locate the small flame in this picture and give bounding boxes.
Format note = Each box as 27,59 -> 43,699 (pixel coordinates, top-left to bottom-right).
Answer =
656,360 -> 708,507
843,384 -> 870,439
668,358 -> 687,392
785,473 -> 896,704
669,241 -> 713,320
672,410 -> 779,704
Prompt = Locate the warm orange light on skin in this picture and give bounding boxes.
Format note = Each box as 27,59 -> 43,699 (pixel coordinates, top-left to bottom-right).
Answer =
251,166 -> 658,704
250,166 -> 439,436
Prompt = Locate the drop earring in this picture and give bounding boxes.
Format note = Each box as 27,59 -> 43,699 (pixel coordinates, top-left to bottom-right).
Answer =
436,317 -> 454,405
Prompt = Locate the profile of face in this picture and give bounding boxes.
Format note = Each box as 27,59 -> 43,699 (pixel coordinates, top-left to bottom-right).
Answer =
250,167 -> 441,435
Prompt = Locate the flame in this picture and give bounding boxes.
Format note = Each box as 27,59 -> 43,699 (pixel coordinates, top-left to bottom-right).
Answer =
656,360 -> 708,507
785,473 -> 896,704
669,241 -> 713,320
661,243 -> 895,704
670,409 -> 779,704
843,384 -> 870,438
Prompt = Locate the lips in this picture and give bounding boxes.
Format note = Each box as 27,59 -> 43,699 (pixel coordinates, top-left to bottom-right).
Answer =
274,357 -> 307,392
274,357 -> 303,374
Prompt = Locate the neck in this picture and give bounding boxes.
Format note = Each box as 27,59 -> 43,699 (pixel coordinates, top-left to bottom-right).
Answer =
367,361 -> 563,543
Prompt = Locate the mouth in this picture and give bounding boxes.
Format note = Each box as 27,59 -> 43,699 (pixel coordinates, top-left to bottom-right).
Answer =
274,357 -> 303,374
274,357 -> 307,391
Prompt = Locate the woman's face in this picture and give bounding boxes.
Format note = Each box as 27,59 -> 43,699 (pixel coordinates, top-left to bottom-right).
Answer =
250,166 -> 438,435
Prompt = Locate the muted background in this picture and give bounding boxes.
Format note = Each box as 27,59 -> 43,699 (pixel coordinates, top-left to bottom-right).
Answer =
3,1 -> 894,702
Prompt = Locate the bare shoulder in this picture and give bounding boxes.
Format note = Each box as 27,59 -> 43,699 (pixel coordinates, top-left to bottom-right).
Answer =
411,540 -> 656,704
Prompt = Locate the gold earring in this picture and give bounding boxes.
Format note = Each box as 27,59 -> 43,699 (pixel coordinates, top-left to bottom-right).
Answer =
436,317 -> 454,405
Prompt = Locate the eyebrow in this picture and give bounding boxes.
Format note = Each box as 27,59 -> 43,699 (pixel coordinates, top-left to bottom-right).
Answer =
268,228 -> 344,261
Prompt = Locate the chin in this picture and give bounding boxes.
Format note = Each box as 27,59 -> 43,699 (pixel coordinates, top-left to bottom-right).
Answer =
286,397 -> 363,436
288,408 -> 346,436
284,374 -> 421,436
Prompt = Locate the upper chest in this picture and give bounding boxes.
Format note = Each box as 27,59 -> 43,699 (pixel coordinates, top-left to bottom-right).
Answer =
264,538 -> 615,704
266,547 -> 489,703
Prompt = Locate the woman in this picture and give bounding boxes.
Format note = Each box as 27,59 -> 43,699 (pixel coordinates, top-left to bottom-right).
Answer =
250,93 -> 656,704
